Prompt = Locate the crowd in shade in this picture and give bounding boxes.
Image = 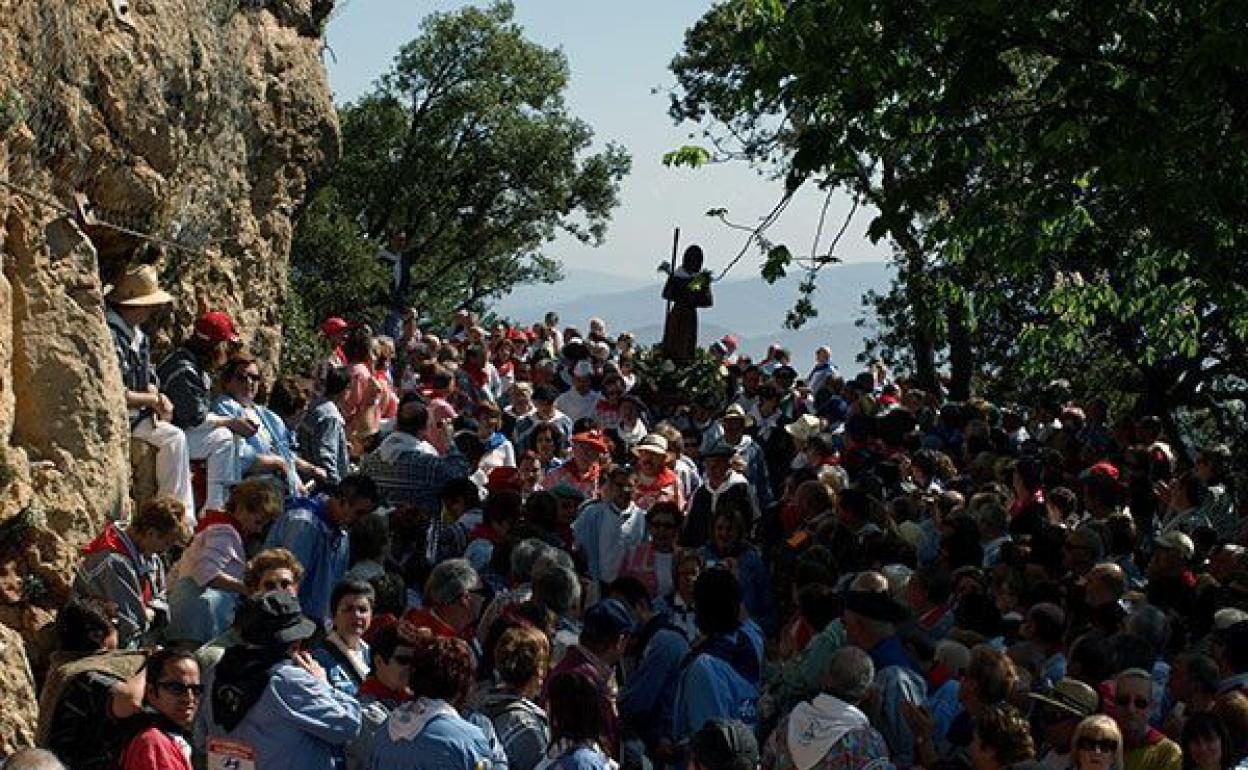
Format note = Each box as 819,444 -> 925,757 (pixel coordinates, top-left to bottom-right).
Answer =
6,270 -> 1248,770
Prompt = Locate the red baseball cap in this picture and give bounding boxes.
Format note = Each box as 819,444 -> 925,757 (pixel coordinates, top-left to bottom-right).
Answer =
193,311 -> 240,344
571,430 -> 609,453
321,316 -> 349,337
1080,460 -> 1120,481
486,466 -> 522,493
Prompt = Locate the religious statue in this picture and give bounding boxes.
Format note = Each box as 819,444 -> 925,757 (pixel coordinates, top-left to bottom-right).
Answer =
661,244 -> 714,361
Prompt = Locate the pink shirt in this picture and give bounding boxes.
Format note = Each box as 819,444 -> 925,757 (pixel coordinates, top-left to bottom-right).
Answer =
171,524 -> 245,588
424,397 -> 457,455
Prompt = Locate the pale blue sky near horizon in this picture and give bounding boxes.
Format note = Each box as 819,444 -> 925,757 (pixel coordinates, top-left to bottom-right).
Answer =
323,0 -> 890,286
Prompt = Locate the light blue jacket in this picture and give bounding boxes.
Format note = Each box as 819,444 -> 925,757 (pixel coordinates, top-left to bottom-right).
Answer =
619,620 -> 689,748
196,659 -> 362,770
212,394 -> 302,494
367,700 -> 497,770
311,637 -> 372,697
671,621 -> 764,739
264,497 -> 350,625
571,499 -> 646,583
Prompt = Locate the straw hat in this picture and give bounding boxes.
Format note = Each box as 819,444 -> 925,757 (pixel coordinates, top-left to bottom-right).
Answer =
633,433 -> 669,457
785,414 -> 823,442
106,264 -> 174,306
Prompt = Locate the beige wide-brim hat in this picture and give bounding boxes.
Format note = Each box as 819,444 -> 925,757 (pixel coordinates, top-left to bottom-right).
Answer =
633,433 -> 669,457
722,403 -> 755,426
785,414 -> 823,442
106,264 -> 174,306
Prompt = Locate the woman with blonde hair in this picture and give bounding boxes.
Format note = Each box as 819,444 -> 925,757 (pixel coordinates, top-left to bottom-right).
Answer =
167,479 -> 282,644
1071,715 -> 1125,770
481,625 -> 552,770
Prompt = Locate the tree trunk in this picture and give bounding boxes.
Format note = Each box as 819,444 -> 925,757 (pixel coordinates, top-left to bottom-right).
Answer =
875,160 -> 939,393
895,236 -> 939,393
947,291 -> 975,401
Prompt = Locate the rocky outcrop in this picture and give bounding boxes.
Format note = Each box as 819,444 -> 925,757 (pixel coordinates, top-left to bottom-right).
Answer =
0,0 -> 338,538
0,621 -> 38,755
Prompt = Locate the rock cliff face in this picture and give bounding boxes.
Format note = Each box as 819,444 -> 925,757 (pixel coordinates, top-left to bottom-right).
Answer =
0,0 -> 338,535
0,0 -> 339,745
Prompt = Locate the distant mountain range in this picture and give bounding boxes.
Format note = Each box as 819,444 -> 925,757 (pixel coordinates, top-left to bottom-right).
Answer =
494,261 -> 893,374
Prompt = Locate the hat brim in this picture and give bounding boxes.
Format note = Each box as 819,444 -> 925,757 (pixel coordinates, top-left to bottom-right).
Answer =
633,444 -> 667,456
842,590 -> 911,624
112,289 -> 175,306
571,437 -> 608,452
273,616 -> 318,644
785,424 -> 817,440
1027,691 -> 1093,719
196,330 -> 241,344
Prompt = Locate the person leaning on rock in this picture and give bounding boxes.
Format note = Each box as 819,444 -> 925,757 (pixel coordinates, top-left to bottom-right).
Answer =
157,309 -> 255,516
105,262 -> 195,517
74,495 -> 185,649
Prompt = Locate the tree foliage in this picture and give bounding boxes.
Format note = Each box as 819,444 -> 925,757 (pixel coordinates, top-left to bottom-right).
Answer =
288,0 -> 631,342
670,0 -> 1248,423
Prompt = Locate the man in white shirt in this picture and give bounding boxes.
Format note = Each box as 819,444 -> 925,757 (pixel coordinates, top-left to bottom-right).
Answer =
573,465 -> 646,584
555,360 -> 602,423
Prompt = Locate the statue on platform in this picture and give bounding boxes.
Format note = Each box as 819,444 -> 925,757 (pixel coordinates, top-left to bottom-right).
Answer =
661,245 -> 713,361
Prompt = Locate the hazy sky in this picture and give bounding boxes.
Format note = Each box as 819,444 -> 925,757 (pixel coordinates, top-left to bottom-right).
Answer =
324,0 -> 889,283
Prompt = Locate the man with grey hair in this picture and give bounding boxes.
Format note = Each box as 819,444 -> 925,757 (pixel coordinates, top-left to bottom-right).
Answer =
975,497 -> 1012,568
401,558 -> 484,640
476,538 -> 551,643
842,571 -> 926,768
1113,668 -> 1181,770
763,646 -> 892,770
1,749 -> 67,770
532,554 -> 584,661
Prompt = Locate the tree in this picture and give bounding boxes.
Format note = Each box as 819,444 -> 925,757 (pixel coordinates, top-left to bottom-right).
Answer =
669,0 -> 1248,433
296,1 -> 630,333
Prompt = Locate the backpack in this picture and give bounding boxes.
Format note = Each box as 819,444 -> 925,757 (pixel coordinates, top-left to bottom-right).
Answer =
38,651 -> 147,770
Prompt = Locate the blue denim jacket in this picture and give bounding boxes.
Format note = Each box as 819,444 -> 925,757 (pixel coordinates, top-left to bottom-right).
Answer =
619,620 -> 689,748
367,702 -> 497,770
196,659 -> 361,770
212,394 -> 302,494
264,498 -> 350,625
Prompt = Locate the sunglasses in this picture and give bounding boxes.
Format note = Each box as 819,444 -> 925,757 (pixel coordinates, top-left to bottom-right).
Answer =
1077,738 -> 1118,754
157,681 -> 204,698
1114,695 -> 1151,710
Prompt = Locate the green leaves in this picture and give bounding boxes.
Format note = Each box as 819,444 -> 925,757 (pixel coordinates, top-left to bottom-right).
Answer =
761,244 -> 792,282
289,0 -> 629,339
671,0 -> 1248,410
662,145 -> 712,168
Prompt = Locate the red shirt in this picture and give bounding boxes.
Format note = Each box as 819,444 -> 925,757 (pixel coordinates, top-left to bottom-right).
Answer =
633,468 -> 682,512
402,606 -> 462,640
121,726 -> 193,770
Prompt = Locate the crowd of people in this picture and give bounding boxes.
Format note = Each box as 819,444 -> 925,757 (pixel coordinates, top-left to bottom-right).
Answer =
4,262 -> 1248,770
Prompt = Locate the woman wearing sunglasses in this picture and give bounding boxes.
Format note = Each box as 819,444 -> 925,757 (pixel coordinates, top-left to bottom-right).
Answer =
1071,715 -> 1124,770
212,353 -> 303,496
120,649 -> 202,770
